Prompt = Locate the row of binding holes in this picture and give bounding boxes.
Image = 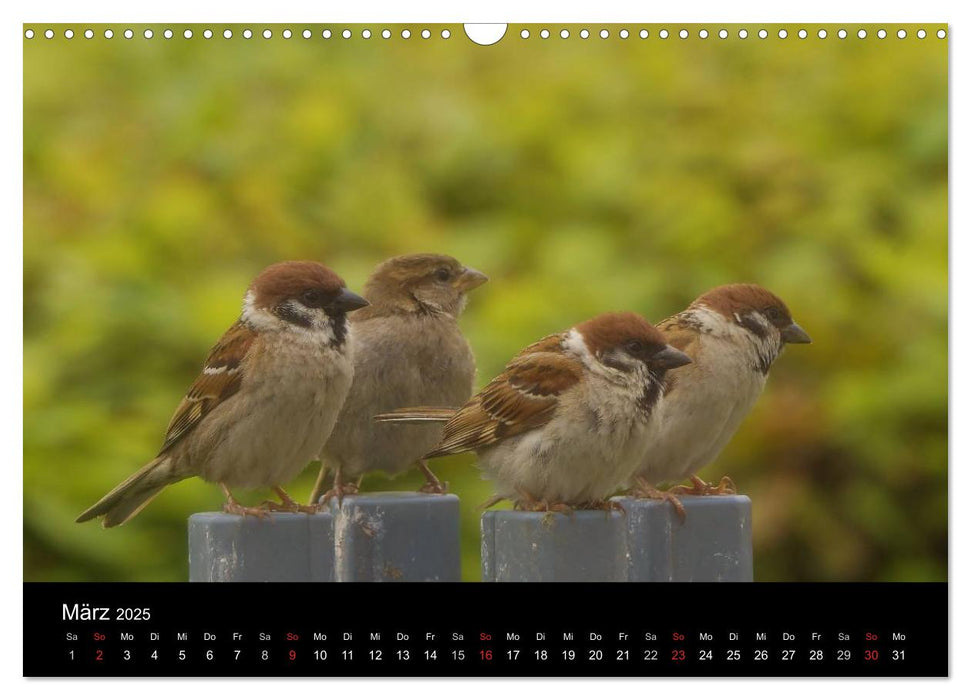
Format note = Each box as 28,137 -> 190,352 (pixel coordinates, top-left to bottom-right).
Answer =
25,27 -> 948,40
23,27 -> 452,40
520,27 -> 945,40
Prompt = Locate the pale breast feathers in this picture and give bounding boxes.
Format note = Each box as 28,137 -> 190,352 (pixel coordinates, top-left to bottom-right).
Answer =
158,321 -> 257,455
426,340 -> 582,458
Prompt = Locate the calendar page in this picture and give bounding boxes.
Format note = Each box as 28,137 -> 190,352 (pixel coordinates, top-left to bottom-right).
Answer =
22,21 -> 948,677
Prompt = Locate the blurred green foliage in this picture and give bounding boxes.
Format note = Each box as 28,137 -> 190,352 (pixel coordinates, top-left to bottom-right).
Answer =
24,24 -> 947,582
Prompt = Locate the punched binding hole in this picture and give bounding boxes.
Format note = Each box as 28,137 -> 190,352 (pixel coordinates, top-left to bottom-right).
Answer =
464,23 -> 506,45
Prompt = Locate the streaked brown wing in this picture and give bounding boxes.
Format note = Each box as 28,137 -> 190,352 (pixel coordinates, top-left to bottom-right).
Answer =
157,321 -> 257,455
657,312 -> 702,351
426,343 -> 582,458
514,332 -> 565,357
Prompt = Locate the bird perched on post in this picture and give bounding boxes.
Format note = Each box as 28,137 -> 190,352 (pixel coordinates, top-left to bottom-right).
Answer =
310,253 -> 488,504
76,261 -> 369,527
630,283 -> 811,515
376,312 -> 692,511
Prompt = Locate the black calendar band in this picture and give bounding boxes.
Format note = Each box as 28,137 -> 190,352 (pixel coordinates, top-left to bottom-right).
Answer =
24,582 -> 947,677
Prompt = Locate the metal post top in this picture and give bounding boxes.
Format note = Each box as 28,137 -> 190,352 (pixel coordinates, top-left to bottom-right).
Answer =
482,509 -> 625,523
188,492 -> 460,524
188,511 -> 332,525
331,492 -> 460,505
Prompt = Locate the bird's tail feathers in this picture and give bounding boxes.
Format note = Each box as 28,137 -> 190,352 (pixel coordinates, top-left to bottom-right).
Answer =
75,456 -> 186,528
372,407 -> 457,424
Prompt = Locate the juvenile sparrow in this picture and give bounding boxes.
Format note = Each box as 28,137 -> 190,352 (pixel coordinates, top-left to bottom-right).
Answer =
76,261 -> 368,527
631,283 -> 811,512
376,312 -> 691,511
309,254 -> 487,503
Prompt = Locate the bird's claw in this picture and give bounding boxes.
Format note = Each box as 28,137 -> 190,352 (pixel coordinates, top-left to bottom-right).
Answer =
319,482 -> 359,507
514,498 -> 574,516
416,461 -> 448,495
582,499 -> 626,515
259,499 -> 318,514
630,480 -> 686,521
670,475 -> 737,496
418,478 -> 449,495
222,501 -> 271,520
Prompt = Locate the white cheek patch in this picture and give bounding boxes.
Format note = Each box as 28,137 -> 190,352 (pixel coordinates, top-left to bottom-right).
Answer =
562,328 -> 590,360
241,291 -> 283,332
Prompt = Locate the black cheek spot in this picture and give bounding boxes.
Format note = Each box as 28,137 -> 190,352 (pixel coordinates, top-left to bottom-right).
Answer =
274,303 -> 312,328
739,313 -> 770,339
601,353 -> 629,372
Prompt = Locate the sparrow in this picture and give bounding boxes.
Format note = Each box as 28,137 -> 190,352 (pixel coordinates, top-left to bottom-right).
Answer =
309,254 -> 487,504
76,261 -> 369,527
630,283 -> 811,514
375,312 -> 692,511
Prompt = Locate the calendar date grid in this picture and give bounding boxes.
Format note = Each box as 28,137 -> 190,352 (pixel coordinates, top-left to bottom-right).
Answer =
61,625 -> 912,673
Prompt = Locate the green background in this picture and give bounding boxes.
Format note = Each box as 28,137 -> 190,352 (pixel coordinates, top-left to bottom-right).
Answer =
24,24 -> 948,582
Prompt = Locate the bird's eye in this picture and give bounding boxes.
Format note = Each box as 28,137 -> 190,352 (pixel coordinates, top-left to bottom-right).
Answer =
435,267 -> 452,282
626,340 -> 645,354
301,289 -> 324,307
765,307 -> 783,322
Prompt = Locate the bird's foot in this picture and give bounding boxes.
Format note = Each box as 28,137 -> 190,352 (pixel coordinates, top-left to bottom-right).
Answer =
630,478 -> 686,521
417,461 -> 449,494
514,498 -> 574,516
261,486 -> 319,513
669,475 -> 737,497
220,483 -> 271,519
319,481 -> 359,507
418,478 -> 449,495
222,501 -> 271,519
260,490 -> 318,514
582,499 -> 626,515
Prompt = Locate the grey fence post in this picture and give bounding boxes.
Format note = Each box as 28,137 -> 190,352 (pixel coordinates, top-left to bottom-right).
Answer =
330,492 -> 461,582
188,512 -> 335,582
613,495 -> 753,582
481,510 -> 627,582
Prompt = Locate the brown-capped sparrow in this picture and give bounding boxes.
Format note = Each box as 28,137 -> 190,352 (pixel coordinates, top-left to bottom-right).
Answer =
375,312 -> 691,511
309,253 -> 487,504
76,261 -> 368,527
630,283 -> 811,515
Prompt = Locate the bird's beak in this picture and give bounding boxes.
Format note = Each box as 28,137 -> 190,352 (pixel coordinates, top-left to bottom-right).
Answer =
454,267 -> 489,292
332,288 -> 370,313
653,345 -> 692,370
781,322 -> 812,344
